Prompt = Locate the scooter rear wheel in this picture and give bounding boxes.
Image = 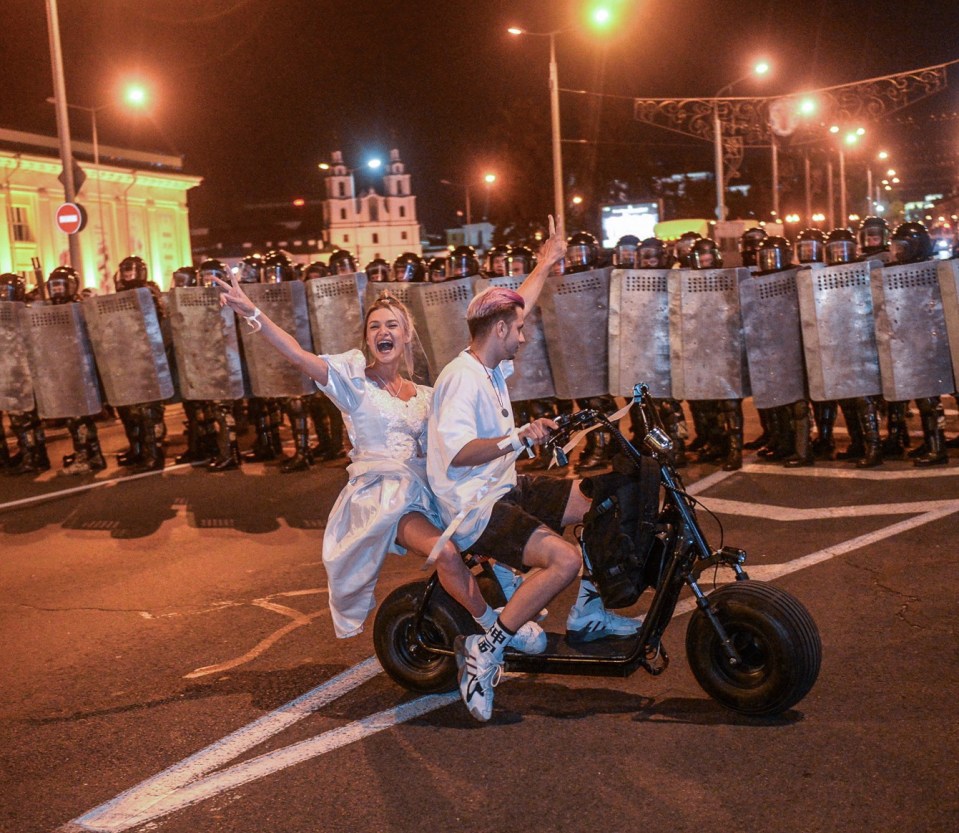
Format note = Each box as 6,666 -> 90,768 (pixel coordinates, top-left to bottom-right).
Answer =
374,581 -> 479,694
685,580 -> 821,716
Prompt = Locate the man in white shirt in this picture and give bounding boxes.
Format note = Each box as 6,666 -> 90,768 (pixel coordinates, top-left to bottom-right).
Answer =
427,221 -> 642,722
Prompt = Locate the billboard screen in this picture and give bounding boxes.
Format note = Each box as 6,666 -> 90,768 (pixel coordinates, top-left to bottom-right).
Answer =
600,202 -> 659,249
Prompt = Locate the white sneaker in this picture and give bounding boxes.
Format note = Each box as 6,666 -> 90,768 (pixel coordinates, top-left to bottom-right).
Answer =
491,563 -> 548,621
454,634 -> 503,722
494,608 -> 547,654
566,607 -> 642,643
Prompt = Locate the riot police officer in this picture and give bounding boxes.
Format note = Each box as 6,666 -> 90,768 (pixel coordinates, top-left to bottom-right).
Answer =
447,245 -> 481,279
739,226 -> 768,270
427,257 -> 448,282
113,255 -> 169,472
46,267 -> 108,476
506,245 -> 536,277
858,216 -> 891,263
328,248 -> 357,276
612,235 -> 640,269
485,244 -> 511,277
888,222 -> 946,466
0,272 -> 50,475
365,258 -> 391,283
171,265 -> 197,289
392,252 -> 426,282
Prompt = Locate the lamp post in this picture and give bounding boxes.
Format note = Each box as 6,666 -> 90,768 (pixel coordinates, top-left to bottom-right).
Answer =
440,173 -> 497,229
713,60 -> 770,222
43,0 -> 82,274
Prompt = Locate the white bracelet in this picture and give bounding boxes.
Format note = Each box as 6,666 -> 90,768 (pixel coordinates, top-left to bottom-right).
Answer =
242,307 -> 262,332
497,429 -> 524,453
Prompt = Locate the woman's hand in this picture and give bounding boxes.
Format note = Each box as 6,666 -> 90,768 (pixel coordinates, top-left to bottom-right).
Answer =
212,274 -> 257,318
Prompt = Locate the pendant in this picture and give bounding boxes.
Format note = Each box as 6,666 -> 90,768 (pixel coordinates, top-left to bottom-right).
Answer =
502,408 -> 509,418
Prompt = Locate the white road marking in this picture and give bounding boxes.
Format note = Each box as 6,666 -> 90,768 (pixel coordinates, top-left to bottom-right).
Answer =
738,462 -> 959,480
701,497 -> 959,521
64,657 -> 384,833
184,592 -> 329,679
0,464 -> 193,513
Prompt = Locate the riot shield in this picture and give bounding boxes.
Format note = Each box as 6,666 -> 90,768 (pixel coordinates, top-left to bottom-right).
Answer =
21,302 -> 102,419
409,277 -> 473,379
0,302 -> 34,412
168,287 -> 245,401
872,260 -> 954,401
797,260 -> 882,402
474,275 -> 556,401
83,287 -> 174,406
608,268 -> 671,398
669,267 -> 751,400
364,282 -> 432,384
305,272 -> 367,356
539,267 -> 610,400
937,259 -> 959,389
241,282 -> 316,398
739,268 -> 806,409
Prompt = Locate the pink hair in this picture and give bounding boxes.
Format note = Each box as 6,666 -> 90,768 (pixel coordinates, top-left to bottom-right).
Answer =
466,286 -> 525,321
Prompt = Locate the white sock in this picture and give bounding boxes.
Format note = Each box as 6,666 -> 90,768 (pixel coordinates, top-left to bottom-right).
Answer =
478,619 -> 513,662
474,604 -> 498,630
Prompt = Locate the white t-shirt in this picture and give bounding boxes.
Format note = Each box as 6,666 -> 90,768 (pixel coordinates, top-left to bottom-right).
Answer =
427,350 -> 518,550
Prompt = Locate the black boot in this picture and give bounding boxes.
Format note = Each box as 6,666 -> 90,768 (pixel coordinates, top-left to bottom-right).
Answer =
117,408 -> 142,467
856,399 -> 883,468
8,427 -> 42,475
882,401 -> 909,459
720,400 -> 743,472
812,402 -> 836,460
175,403 -> 213,465
914,400 -> 948,467
836,399 -> 865,462
785,400 -> 814,468
745,407 -> 771,451
280,416 -> 314,473
208,407 -> 241,471
135,408 -> 166,472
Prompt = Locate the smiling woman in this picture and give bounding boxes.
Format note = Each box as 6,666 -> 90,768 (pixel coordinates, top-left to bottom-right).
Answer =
210,274 -> 491,638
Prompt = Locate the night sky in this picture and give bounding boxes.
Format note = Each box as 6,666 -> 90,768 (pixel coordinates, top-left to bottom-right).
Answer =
3,0 -> 959,235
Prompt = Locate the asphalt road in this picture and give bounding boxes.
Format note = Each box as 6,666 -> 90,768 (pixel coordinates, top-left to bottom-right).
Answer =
1,406 -> 957,833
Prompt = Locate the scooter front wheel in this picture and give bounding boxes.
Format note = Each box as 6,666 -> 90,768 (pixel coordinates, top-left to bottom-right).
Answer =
685,580 -> 821,716
373,581 -> 478,694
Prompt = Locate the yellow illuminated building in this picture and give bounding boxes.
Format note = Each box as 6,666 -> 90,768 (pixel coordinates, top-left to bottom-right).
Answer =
0,129 -> 201,293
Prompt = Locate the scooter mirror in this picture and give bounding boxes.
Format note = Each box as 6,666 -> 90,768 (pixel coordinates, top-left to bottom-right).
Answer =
644,427 -> 672,454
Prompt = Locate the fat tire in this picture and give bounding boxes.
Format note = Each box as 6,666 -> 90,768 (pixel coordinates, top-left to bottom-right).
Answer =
373,580 -> 479,694
685,580 -> 821,716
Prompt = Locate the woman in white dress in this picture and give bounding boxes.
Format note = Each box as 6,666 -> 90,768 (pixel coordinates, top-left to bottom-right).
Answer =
212,275 -> 490,637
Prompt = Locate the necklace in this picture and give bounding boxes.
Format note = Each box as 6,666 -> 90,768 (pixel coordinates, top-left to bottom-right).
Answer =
468,349 -> 509,418
370,370 -> 405,399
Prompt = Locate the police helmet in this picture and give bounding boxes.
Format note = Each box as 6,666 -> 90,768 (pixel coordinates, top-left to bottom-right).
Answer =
427,257 -> 449,282
236,254 -> 263,284
857,216 -> 890,256
485,244 -> 511,277
0,273 -> 26,303
890,222 -> 933,265
115,255 -> 148,291
796,228 -> 826,264
689,238 -> 723,270
302,260 -> 329,281
506,245 -> 536,276
328,249 -> 357,275
196,259 -> 230,287
171,265 -> 197,288
261,250 -> 296,283
674,231 -> 703,267
638,237 -> 668,269
739,227 -> 768,268
565,231 -> 600,273
612,235 -> 641,268
364,258 -> 391,282
448,245 -> 480,278
47,266 -> 81,304
392,252 -> 425,282
824,229 -> 857,265
756,236 -> 794,275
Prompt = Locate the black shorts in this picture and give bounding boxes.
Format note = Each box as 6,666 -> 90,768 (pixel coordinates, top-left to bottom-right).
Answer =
470,475 -> 574,570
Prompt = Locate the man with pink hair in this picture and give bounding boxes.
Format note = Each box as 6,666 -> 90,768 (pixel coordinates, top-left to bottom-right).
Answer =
427,218 -> 642,722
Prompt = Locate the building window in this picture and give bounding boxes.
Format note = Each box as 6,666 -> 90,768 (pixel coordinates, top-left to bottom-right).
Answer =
399,205 -> 406,218
401,231 -> 407,240
340,208 -> 347,220
338,182 -> 346,197
10,206 -> 33,242
372,233 -> 379,244
343,234 -> 350,243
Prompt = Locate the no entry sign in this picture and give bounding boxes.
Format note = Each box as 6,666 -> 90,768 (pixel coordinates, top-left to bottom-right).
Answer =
55,202 -> 87,235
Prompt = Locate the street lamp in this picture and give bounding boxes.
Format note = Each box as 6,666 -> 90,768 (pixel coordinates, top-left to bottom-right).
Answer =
713,60 -> 771,221
440,173 -> 497,227
317,158 -> 382,173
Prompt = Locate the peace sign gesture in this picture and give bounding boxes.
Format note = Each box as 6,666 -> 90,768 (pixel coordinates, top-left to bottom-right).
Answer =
211,272 -> 260,329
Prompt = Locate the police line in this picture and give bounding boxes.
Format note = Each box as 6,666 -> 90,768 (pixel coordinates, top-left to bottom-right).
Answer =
4,260 -> 959,420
